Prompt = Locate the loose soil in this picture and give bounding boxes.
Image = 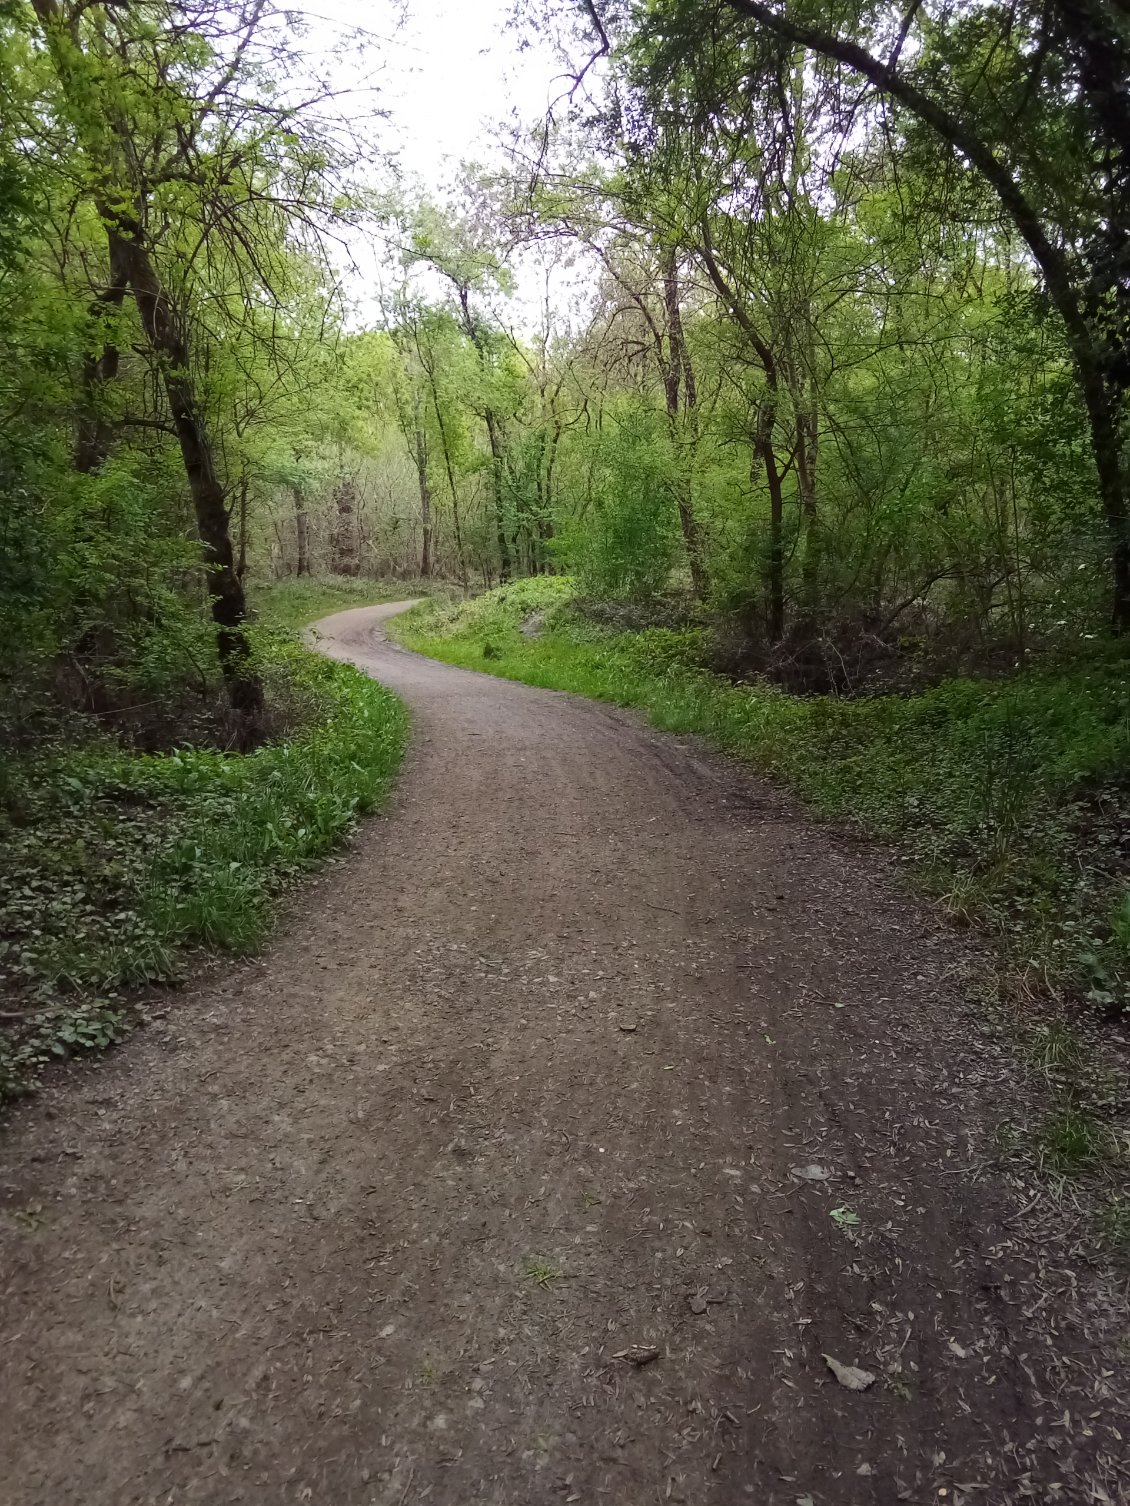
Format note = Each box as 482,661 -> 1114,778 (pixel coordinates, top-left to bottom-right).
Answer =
2,603 -> 1127,1506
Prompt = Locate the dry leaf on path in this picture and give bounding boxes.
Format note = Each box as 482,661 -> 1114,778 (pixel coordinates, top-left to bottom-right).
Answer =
823,1353 -> 876,1391
790,1164 -> 832,1182
613,1345 -> 660,1367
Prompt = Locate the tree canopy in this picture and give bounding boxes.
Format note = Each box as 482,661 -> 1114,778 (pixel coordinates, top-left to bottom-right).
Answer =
1,0 -> 1127,740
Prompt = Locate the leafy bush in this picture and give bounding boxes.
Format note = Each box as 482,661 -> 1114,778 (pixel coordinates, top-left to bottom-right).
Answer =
553,405 -> 680,600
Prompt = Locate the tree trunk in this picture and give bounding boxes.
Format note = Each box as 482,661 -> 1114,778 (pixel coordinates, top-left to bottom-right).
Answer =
293,487 -> 309,577
75,241 -> 130,474
413,393 -> 433,578
331,476 -> 360,577
795,402 -> 820,615
662,250 -> 710,598
456,285 -> 512,584
484,409 -> 512,583
1075,354 -> 1130,633
236,471 -> 250,580
111,228 -> 261,714
756,404 -> 786,641
543,418 -> 562,572
425,362 -> 468,587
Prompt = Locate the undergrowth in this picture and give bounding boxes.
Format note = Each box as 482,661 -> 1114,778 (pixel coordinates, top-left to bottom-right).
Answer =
0,578 -> 409,1102
393,578 -> 1130,1015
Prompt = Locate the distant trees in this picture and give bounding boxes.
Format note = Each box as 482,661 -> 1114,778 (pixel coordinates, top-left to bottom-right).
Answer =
1,0 -> 1126,740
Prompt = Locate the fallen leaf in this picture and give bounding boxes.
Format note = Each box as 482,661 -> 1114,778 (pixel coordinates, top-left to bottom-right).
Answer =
613,1344 -> 660,1367
823,1353 -> 876,1391
790,1164 -> 831,1182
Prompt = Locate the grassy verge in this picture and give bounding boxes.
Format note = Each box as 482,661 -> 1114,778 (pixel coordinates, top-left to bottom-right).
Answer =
392,577 -> 1130,1014
0,577 -> 409,1102
249,573 -> 435,633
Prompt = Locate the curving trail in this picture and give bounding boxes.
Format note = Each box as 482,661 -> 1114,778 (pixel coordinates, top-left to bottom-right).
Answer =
1,603 -> 1126,1506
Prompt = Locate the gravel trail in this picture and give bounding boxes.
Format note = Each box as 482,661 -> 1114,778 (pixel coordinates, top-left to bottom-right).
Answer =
1,602 -> 1126,1506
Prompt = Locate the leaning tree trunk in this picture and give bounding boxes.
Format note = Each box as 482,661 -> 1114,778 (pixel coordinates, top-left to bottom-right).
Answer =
111,229 -> 261,714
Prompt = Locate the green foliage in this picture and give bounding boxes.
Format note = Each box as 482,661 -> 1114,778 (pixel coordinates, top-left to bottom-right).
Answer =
554,405 -> 680,599
1039,1101 -> 1103,1172
0,999 -> 129,1104
397,585 -> 1130,1014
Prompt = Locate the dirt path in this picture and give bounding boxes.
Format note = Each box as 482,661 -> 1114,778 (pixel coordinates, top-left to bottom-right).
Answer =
2,603 -> 1127,1506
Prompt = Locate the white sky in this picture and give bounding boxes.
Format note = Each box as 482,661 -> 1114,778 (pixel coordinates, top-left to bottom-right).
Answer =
289,0 -> 598,331
301,0 -> 559,180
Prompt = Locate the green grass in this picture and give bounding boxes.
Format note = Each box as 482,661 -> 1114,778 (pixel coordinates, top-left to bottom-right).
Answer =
392,577 -> 1130,1015
250,573 -> 437,634
0,578 -> 410,1101
1039,1100 -> 1103,1171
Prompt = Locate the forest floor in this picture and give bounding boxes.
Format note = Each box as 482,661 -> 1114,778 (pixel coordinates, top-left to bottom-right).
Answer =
2,601 -> 1129,1506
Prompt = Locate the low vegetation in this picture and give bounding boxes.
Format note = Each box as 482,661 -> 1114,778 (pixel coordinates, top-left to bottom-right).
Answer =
0,581 -> 407,1103
395,579 -> 1130,1017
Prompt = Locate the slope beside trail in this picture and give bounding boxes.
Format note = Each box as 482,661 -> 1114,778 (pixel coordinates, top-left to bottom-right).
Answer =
1,601 -> 1126,1506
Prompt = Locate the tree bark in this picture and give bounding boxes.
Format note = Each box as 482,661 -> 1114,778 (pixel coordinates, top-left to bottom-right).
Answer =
795,399 -> 820,613
413,390 -> 433,578
74,240 -> 130,474
456,285 -> 512,583
293,486 -> 309,577
484,408 -> 512,583
112,228 -> 261,712
754,402 -> 786,640
331,475 -> 360,577
662,250 -> 710,598
236,471 -> 250,580
427,367 -> 469,586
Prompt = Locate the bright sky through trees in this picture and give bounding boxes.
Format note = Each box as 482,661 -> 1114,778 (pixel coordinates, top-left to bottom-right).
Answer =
294,0 -> 579,321
294,0 -> 560,192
